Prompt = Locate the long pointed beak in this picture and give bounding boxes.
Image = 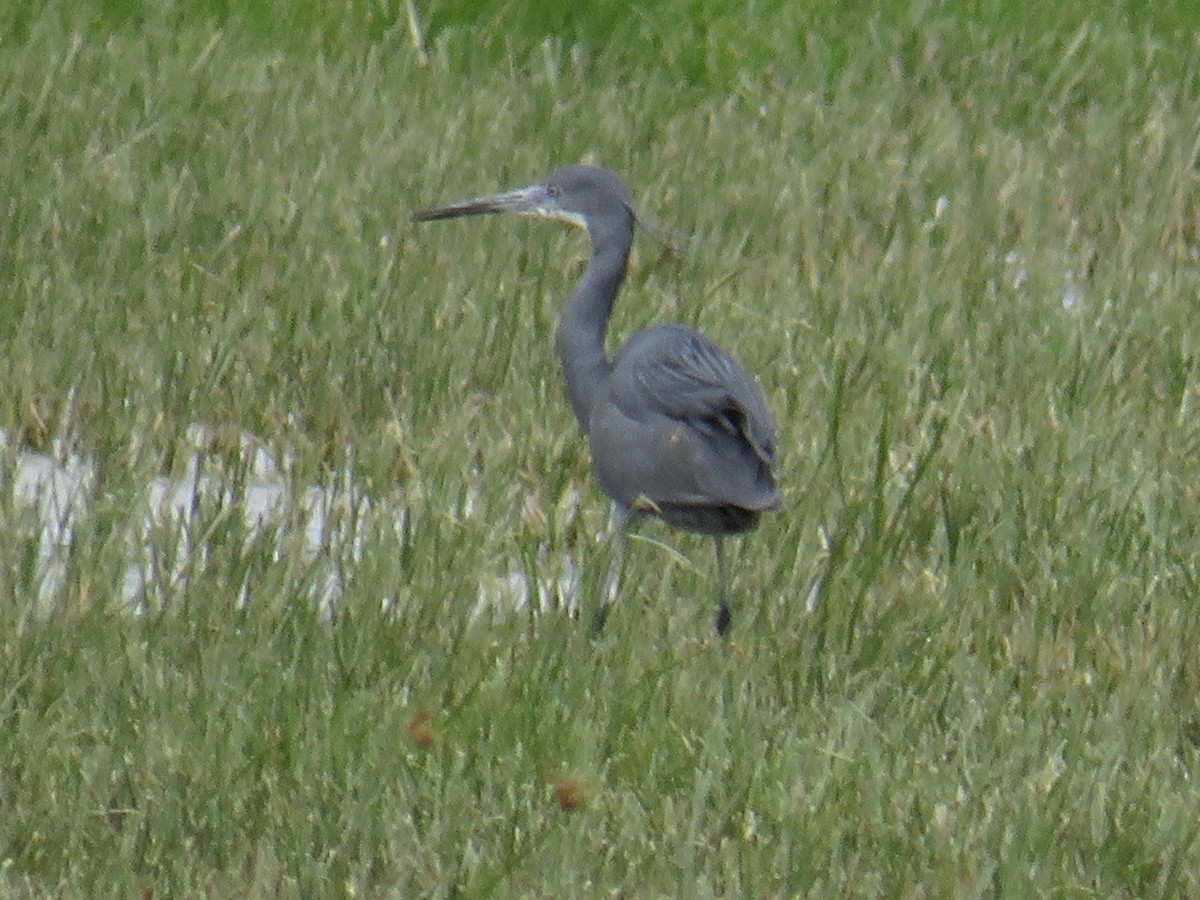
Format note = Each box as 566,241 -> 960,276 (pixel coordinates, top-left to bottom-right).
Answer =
412,184 -> 553,222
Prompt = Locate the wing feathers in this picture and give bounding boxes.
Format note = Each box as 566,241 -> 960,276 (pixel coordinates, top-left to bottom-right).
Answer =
617,326 -> 777,468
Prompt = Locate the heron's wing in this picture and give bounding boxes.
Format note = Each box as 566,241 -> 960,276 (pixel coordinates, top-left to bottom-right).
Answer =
612,325 -> 777,468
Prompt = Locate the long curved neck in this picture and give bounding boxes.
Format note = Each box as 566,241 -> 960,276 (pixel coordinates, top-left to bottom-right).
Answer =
555,225 -> 632,429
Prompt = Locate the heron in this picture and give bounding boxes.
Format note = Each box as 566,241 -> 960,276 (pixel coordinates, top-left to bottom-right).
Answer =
412,165 -> 779,637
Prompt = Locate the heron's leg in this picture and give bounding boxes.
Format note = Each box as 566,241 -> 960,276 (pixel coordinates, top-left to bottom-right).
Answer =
714,536 -> 732,638
592,504 -> 630,635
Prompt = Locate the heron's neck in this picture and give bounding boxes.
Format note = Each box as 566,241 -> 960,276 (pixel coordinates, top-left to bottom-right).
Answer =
555,229 -> 631,429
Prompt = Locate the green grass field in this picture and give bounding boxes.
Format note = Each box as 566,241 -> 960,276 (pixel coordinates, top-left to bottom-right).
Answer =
3,0 -> 1200,895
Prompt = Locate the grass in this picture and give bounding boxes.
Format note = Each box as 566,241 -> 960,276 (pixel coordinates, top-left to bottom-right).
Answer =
3,0 -> 1200,894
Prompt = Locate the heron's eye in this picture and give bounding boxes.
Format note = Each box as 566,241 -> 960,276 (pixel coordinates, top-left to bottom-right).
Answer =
545,184 -> 561,199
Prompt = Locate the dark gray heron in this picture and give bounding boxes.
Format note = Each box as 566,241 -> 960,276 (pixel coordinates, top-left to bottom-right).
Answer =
413,165 -> 779,636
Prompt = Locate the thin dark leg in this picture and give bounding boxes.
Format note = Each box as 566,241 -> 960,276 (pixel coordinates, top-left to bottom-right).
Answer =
592,505 -> 629,636
591,602 -> 611,635
714,535 -> 732,638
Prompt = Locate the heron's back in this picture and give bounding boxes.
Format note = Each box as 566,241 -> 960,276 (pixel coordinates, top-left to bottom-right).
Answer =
587,325 -> 779,534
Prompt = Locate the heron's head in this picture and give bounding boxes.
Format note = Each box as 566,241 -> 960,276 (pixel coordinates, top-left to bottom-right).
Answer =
413,164 -> 635,239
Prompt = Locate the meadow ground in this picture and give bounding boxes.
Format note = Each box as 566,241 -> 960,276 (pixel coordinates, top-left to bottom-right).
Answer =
3,0 -> 1200,895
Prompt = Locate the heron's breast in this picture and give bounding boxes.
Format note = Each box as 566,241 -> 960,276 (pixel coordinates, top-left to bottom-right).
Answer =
588,408 -> 680,496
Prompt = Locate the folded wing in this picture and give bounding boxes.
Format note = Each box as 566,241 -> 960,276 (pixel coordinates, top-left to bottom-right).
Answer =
590,324 -> 780,520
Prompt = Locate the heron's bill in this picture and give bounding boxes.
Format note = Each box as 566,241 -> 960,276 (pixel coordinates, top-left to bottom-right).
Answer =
413,183 -> 586,230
